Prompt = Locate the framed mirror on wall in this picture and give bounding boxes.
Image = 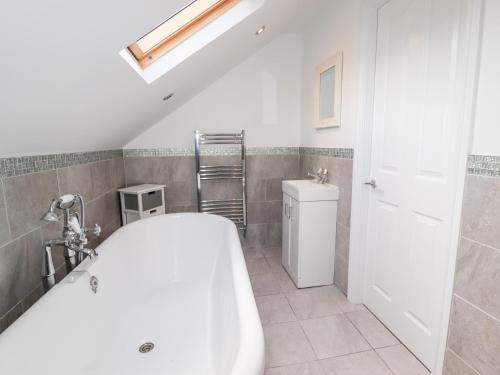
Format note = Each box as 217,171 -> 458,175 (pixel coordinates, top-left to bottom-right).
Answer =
314,51 -> 343,129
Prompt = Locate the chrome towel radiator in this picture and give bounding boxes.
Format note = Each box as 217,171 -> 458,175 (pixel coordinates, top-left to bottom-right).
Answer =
194,130 -> 247,235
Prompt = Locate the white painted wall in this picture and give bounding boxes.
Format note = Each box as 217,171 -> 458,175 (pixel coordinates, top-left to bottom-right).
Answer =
126,33 -> 302,148
127,0 -> 365,150
299,0 -> 361,148
470,0 -> 500,155
0,0 -> 308,156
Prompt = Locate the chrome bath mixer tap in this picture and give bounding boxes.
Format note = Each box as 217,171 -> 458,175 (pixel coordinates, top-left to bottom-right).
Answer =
40,194 -> 101,290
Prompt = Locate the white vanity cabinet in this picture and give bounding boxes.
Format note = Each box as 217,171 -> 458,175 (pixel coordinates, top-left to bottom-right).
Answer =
282,180 -> 339,288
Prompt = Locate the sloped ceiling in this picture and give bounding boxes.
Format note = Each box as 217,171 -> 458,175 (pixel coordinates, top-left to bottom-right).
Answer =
0,0 -> 317,156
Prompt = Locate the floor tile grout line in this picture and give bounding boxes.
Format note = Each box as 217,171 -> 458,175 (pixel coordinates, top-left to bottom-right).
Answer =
345,307 -> 402,350
263,348 -> 391,372
296,318 -> 320,362
339,311 -> 372,349
373,348 -> 398,375
343,310 -> 378,351
378,342 -> 430,374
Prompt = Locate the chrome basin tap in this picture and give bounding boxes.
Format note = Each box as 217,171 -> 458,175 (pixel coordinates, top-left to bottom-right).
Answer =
308,168 -> 329,184
40,194 -> 101,290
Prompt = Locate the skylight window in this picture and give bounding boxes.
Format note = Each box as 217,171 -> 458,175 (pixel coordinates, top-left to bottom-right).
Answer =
128,0 -> 239,68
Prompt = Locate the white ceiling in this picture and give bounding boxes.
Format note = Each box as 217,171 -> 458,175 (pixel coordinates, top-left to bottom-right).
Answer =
0,0 -> 317,156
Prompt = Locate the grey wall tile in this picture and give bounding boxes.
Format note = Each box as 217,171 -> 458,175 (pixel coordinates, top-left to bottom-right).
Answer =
200,155 -> 241,166
461,175 -> 500,249
0,302 -> 24,334
335,223 -> 350,262
0,229 -> 43,317
4,170 -> 60,238
168,205 -> 197,213
57,163 -> 93,202
454,237 -> 500,319
299,155 -> 315,177
166,181 -> 197,206
248,201 -> 282,224
104,191 -> 121,225
243,223 -> 282,247
247,177 -> 267,202
40,221 -> 65,268
266,178 -> 284,201
99,217 -> 122,245
166,156 -> 195,182
200,179 -> 241,201
111,157 -> 126,189
57,158 -> 124,202
247,155 -> 299,180
0,180 -> 11,247
20,283 -> 45,314
448,296 -> 500,375
86,195 -> 107,229
124,157 -> 169,187
0,311 -> 10,333
281,155 -> 301,179
334,255 -> 349,295
443,349 -> 478,375
326,158 -> 353,227
90,160 -> 114,199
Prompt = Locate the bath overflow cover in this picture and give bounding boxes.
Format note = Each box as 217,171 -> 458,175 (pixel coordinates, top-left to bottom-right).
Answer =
139,342 -> 155,353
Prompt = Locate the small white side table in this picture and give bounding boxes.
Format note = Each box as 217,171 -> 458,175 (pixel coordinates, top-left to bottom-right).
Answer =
118,184 -> 166,225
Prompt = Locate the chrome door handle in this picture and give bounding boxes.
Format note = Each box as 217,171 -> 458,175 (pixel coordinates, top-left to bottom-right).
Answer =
364,179 -> 377,188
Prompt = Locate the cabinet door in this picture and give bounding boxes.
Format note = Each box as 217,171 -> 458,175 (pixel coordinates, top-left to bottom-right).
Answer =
282,194 -> 292,273
289,197 -> 300,282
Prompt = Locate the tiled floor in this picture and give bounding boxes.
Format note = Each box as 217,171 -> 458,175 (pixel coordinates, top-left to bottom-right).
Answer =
243,246 -> 430,375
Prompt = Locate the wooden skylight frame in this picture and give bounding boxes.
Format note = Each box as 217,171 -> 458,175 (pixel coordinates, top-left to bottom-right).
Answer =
128,0 -> 239,68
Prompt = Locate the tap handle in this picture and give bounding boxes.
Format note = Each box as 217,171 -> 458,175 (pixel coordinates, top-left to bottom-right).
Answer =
92,223 -> 101,237
84,223 -> 101,237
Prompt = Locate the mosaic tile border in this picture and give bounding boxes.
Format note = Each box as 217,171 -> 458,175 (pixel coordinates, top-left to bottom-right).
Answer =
0,149 -> 123,178
467,155 -> 500,177
123,147 -> 300,157
124,147 -> 355,158
299,147 -> 354,159
0,146 -> 356,178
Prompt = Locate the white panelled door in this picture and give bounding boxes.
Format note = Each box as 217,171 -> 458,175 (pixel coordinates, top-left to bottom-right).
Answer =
365,0 -> 466,369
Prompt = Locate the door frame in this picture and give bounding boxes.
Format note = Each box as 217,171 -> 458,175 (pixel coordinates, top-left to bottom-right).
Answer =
348,0 -> 484,373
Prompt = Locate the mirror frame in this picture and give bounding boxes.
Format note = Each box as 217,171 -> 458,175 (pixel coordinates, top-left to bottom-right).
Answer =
314,51 -> 343,129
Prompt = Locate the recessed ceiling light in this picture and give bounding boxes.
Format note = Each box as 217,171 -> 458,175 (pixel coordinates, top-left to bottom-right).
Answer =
255,26 -> 266,36
163,93 -> 174,101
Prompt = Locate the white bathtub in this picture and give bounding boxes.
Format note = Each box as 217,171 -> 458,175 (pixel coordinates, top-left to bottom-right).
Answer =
0,213 -> 265,375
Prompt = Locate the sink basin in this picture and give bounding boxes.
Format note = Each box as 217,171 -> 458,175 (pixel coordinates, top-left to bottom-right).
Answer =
282,180 -> 339,202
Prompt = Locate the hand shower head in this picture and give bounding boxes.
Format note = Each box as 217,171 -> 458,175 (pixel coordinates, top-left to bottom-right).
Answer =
41,211 -> 59,222
41,199 -> 60,222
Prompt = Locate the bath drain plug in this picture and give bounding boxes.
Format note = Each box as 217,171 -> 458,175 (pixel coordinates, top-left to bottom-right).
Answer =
139,342 -> 154,353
